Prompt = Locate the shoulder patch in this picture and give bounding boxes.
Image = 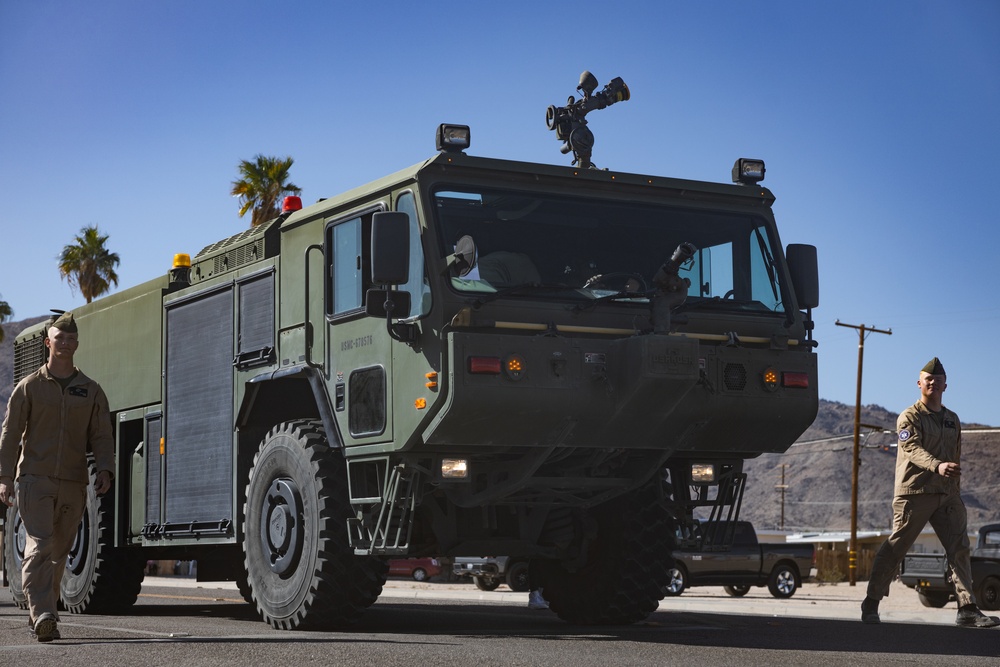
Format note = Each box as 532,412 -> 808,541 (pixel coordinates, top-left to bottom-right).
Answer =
898,429 -> 911,442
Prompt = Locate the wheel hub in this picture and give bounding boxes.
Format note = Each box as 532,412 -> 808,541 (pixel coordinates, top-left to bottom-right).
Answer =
260,478 -> 303,576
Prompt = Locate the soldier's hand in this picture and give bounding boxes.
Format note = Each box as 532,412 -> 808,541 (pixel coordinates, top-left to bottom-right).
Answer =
94,470 -> 112,495
0,479 -> 13,507
937,461 -> 961,478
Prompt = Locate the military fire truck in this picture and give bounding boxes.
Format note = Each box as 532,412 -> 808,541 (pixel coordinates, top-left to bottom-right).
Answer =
4,78 -> 819,630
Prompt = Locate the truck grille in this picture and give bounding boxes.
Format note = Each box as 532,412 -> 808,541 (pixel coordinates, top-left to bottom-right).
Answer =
13,336 -> 46,383
723,363 -> 748,391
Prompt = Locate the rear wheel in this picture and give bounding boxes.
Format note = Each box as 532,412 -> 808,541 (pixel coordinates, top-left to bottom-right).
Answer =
535,481 -> 675,625
60,464 -> 145,613
412,568 -> 429,582
243,420 -> 387,630
767,563 -> 800,599
977,576 -> 1000,611
917,590 -> 950,608
506,560 -> 531,592
474,576 -> 501,591
724,584 -> 751,597
662,565 -> 687,596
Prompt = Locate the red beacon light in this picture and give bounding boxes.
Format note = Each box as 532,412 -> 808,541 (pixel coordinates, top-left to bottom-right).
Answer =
282,196 -> 303,212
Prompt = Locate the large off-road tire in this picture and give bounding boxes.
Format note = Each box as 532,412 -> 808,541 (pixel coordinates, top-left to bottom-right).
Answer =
916,590 -> 950,608
243,420 -> 387,630
766,563 -> 800,599
506,560 -> 531,592
535,482 -> 676,625
474,575 -> 501,591
3,503 -> 28,609
977,576 -> 1000,611
61,465 -> 146,613
662,565 -> 687,596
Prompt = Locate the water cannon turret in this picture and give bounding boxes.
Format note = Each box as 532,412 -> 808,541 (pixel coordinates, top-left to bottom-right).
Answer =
545,71 -> 630,170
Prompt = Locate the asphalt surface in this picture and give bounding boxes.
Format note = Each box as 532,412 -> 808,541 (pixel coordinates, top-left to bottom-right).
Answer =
2,577 -> 998,666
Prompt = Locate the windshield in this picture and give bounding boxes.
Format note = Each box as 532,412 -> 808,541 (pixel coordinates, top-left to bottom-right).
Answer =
433,187 -> 786,314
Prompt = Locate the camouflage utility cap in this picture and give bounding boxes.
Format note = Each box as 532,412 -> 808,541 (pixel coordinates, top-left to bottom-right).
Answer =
50,311 -> 78,333
921,357 -> 945,376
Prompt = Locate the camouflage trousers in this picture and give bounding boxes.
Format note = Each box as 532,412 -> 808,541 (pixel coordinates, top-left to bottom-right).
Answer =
867,492 -> 975,607
16,475 -> 88,622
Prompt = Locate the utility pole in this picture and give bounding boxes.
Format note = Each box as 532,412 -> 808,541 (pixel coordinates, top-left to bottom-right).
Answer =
835,320 -> 892,586
775,464 -> 789,530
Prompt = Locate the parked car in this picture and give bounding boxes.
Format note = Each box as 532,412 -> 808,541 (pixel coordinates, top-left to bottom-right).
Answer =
899,523 -> 1000,610
452,556 -> 531,592
662,520 -> 815,599
388,558 -> 443,582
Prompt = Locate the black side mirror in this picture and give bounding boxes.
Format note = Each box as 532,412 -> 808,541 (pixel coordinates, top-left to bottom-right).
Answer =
786,244 -> 819,310
365,289 -> 412,319
371,212 -> 410,285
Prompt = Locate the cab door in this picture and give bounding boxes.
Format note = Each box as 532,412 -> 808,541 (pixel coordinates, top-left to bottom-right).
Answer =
325,206 -> 394,446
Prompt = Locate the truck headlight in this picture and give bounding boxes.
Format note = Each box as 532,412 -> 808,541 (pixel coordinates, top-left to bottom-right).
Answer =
691,463 -> 716,483
441,458 -> 469,479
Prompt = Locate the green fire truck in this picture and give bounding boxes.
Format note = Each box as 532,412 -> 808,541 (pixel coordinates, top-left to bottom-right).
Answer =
4,88 -> 819,630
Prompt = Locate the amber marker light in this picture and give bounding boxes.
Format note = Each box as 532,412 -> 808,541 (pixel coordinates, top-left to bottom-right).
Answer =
504,354 -> 526,381
762,368 -> 779,392
414,398 -> 427,409
425,371 -> 438,389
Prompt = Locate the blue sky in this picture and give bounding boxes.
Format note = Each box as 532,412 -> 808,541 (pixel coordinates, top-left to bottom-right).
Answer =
1,1 -> 998,424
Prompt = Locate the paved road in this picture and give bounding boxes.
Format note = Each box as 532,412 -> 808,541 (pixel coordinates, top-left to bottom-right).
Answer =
2,578 -> 998,666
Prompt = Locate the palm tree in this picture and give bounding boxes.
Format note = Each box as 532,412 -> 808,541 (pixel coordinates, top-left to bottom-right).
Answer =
230,154 -> 302,227
57,226 -> 121,304
0,296 -> 11,343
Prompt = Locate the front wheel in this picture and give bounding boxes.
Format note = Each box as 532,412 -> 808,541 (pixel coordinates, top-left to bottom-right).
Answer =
724,584 -> 751,597
412,568 -> 428,582
535,482 -> 676,625
976,576 -> 1000,611
2,504 -> 27,609
767,563 -> 800,599
243,420 -> 387,630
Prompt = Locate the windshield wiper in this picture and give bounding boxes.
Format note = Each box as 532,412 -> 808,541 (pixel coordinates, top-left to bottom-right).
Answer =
472,283 -> 586,309
573,290 -> 649,312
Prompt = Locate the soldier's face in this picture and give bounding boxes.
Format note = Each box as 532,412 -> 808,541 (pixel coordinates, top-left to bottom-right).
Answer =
918,372 -> 946,397
45,328 -> 79,359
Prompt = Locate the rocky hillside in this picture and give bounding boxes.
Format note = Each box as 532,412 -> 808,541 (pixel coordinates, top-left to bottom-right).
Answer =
3,315 -> 998,532
740,402 -> 1000,533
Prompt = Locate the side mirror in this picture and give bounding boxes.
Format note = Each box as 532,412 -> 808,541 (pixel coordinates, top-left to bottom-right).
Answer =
371,212 -> 410,285
786,244 -> 819,310
365,289 -> 412,319
452,235 -> 478,277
